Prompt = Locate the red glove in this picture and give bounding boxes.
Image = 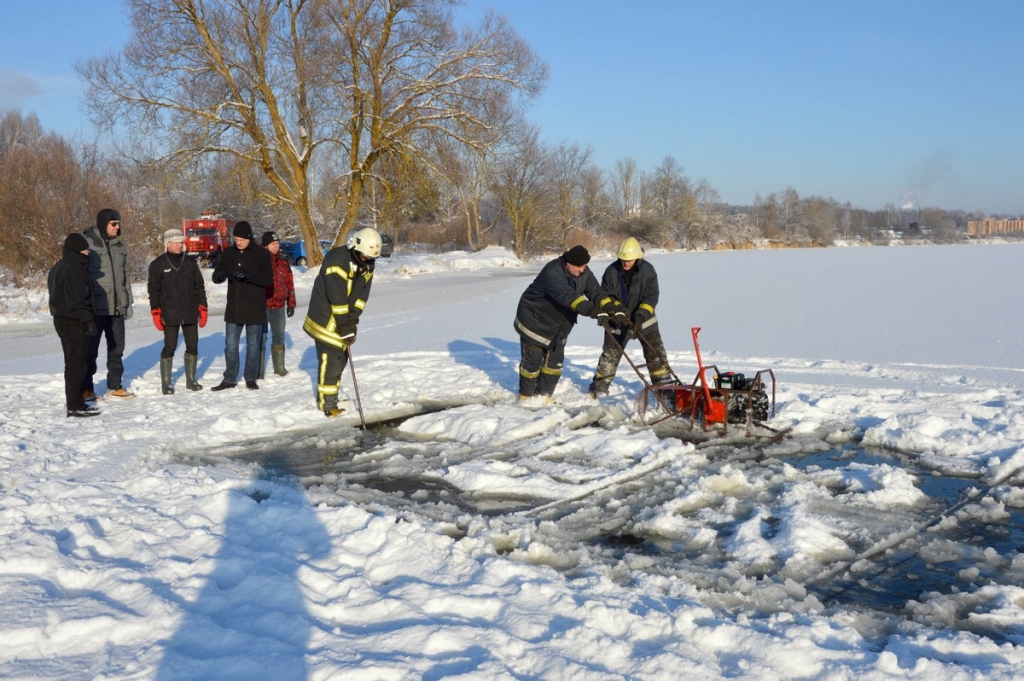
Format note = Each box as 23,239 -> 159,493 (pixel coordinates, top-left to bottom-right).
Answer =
151,309 -> 164,331
199,306 -> 208,328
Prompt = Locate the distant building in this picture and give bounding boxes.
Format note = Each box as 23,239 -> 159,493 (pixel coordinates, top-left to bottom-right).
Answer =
966,219 -> 1024,236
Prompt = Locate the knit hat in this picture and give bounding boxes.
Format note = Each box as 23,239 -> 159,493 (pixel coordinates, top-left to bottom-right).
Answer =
563,245 -> 591,266
261,230 -> 280,247
96,208 -> 121,236
163,228 -> 185,245
232,221 -> 254,240
64,233 -> 89,253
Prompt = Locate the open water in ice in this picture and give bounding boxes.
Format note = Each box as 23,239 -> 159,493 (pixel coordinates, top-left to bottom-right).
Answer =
191,421 -> 1024,644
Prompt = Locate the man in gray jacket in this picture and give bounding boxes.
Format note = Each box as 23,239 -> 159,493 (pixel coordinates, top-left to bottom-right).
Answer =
83,208 -> 135,400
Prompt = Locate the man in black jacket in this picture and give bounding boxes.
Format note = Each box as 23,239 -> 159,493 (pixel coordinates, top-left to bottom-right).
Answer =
513,245 -> 622,401
147,228 -> 209,394
588,237 -> 675,397
48,233 -> 100,417
210,221 -> 273,390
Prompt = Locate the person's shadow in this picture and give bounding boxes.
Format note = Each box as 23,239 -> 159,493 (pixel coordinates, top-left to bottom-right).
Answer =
447,336 -> 519,393
155,456 -> 330,680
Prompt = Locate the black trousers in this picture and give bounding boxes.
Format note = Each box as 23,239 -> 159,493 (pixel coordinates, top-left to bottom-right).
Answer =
54,317 -> 89,410
314,340 -> 349,411
85,314 -> 126,391
518,336 -> 565,397
161,324 -> 199,359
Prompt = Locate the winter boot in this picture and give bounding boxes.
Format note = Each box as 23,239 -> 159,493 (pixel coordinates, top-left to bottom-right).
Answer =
184,353 -> 203,391
160,357 -> 174,395
271,343 -> 288,376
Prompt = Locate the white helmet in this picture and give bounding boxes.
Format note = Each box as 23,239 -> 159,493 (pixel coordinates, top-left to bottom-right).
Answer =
346,227 -> 382,258
617,236 -> 644,260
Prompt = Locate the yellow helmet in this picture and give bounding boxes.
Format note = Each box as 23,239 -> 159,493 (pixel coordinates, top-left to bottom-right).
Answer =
617,237 -> 644,261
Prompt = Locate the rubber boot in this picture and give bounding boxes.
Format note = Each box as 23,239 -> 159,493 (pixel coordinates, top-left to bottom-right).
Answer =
259,344 -> 267,380
271,343 -> 288,376
160,357 -> 175,395
184,353 -> 203,391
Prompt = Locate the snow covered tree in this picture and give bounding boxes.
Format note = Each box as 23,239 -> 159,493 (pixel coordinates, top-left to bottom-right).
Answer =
79,0 -> 545,267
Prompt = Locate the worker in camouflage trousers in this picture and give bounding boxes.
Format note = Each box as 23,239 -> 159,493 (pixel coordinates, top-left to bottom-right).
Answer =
303,228 -> 380,417
259,230 -> 296,378
147,228 -> 208,395
588,237 -> 675,397
514,245 -> 623,401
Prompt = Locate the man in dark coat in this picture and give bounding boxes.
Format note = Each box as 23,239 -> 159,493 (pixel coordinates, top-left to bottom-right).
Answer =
588,237 -> 675,396
210,221 -> 273,390
48,233 -> 100,417
83,207 -> 135,400
303,227 -> 380,416
513,245 -> 622,400
147,228 -> 209,395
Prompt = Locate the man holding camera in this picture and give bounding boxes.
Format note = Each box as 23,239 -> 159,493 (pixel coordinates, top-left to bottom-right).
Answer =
210,221 -> 272,391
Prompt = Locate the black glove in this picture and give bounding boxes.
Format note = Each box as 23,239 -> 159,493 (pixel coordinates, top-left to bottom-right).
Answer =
212,270 -> 227,284
286,307 -> 295,318
596,311 -> 610,327
84,320 -> 98,337
576,300 -> 596,318
634,308 -> 652,325
612,310 -> 628,326
233,268 -> 251,282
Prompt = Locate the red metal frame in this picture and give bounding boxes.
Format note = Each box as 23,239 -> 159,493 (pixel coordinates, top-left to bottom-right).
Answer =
637,327 -> 777,436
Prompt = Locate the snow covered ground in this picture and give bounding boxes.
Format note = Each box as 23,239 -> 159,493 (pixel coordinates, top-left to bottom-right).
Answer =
3,242 -> 1024,679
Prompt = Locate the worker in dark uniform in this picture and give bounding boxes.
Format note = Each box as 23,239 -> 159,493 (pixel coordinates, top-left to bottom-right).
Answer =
513,245 -> 623,400
303,228 -> 380,416
588,237 -> 675,397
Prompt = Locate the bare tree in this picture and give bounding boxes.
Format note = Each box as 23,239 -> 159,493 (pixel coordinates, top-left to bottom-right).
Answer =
610,156 -> 640,221
492,124 -> 551,257
549,141 -> 594,249
79,0 -> 545,267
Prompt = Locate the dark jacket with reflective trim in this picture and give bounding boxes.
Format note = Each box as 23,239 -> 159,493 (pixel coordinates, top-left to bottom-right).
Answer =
303,246 -> 374,350
601,258 -> 661,334
514,255 -> 616,348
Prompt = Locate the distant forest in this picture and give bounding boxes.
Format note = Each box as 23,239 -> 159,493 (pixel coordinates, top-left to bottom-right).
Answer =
3,108 -> 1015,287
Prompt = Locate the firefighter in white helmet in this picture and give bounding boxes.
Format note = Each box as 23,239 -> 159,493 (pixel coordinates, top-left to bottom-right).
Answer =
588,237 -> 675,397
303,227 -> 381,416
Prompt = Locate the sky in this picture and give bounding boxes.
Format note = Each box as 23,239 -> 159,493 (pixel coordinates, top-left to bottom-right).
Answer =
2,1 -> 1023,215
3,242 -> 1024,678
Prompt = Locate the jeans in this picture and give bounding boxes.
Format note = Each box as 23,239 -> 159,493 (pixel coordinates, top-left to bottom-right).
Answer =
263,306 -> 287,347
85,314 -> 126,391
224,322 -> 264,383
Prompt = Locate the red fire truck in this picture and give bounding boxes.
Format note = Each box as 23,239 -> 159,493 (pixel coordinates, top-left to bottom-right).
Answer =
182,211 -> 237,265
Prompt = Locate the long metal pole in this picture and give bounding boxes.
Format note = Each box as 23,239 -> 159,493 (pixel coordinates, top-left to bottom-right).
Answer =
346,346 -> 366,429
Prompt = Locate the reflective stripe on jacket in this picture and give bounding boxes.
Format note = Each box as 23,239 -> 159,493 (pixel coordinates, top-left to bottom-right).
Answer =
514,255 -> 615,348
303,246 -> 373,350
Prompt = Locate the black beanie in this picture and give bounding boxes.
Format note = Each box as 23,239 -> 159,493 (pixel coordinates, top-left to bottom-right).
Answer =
96,208 -> 121,236
64,233 -> 89,253
563,245 -> 590,266
233,221 -> 254,240
261,230 -> 279,246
